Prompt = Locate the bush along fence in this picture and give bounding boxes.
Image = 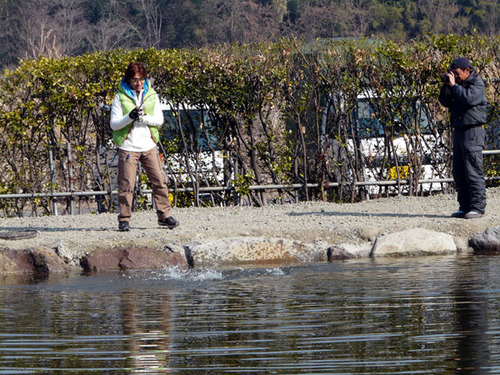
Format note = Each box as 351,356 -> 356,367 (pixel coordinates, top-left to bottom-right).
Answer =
0,35 -> 499,216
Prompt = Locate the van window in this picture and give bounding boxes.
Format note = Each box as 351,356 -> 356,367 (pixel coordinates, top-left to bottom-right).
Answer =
162,108 -> 220,152
353,98 -> 432,139
355,99 -> 384,138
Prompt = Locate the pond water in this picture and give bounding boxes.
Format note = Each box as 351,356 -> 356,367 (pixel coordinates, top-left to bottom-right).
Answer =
1,255 -> 499,374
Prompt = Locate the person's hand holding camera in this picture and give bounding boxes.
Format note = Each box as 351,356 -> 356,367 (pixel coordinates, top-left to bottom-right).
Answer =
443,71 -> 456,87
129,108 -> 140,120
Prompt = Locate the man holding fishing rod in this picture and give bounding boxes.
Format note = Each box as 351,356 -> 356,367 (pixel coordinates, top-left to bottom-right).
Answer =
110,62 -> 179,232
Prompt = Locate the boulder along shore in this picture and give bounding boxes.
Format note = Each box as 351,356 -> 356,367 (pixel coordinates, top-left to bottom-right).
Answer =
1,187 -> 500,277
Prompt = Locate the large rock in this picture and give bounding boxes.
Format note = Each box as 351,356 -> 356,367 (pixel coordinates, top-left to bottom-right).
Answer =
0,248 -> 69,276
55,240 -> 81,266
184,237 -> 326,267
370,228 -> 457,257
80,247 -> 187,272
469,227 -> 500,253
327,246 -> 352,261
327,242 -> 373,261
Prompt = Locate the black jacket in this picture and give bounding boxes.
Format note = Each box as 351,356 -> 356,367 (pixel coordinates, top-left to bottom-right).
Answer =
438,70 -> 487,129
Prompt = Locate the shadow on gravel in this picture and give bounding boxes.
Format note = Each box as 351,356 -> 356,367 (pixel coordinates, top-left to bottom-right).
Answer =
288,211 -> 451,219
0,225 -> 169,233
0,227 -> 113,233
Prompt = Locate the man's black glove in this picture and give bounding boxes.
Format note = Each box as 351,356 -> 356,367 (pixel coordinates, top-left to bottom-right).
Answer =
129,108 -> 140,120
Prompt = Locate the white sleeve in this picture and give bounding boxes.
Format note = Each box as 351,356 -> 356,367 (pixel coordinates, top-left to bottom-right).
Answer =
110,94 -> 133,131
140,95 -> 164,127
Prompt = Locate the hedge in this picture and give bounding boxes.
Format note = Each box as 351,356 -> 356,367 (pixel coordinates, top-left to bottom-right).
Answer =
0,35 -> 499,215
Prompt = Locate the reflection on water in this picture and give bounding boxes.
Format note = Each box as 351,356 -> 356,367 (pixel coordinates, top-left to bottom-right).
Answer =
454,260 -> 491,375
122,291 -> 172,374
1,256 -> 500,374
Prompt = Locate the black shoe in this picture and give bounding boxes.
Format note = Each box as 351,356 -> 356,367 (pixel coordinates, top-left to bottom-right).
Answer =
158,216 -> 179,229
451,210 -> 466,218
118,221 -> 130,231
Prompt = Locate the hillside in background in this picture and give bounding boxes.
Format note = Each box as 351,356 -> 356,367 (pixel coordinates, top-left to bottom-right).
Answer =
0,0 -> 499,68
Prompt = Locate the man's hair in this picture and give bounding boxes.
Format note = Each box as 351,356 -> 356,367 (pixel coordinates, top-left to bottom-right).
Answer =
124,62 -> 148,83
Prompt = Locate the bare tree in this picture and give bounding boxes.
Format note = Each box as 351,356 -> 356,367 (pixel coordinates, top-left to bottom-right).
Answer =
17,0 -> 61,59
293,0 -> 338,39
85,1 -> 135,52
418,0 -> 464,35
143,0 -> 167,47
210,0 -> 281,43
0,0 -> 24,67
479,0 -> 500,37
124,0 -> 167,48
297,0 -> 373,39
12,0 -> 87,59
337,0 -> 373,37
273,0 -> 288,23
54,0 -> 87,56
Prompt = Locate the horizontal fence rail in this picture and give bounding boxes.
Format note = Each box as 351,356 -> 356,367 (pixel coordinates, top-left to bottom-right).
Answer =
2,176 -> 500,200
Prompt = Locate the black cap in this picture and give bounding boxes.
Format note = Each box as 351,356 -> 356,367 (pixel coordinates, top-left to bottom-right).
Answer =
450,57 -> 472,69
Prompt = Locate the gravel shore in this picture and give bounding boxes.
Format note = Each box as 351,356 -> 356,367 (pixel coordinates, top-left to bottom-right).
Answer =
1,188 -> 500,263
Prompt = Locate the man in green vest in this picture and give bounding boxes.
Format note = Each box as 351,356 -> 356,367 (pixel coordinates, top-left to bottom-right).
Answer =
110,62 -> 179,232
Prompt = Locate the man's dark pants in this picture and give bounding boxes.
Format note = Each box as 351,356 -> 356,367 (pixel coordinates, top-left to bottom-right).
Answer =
452,126 -> 486,214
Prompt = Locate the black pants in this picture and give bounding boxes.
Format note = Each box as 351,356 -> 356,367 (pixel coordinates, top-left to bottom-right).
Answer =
452,126 -> 486,214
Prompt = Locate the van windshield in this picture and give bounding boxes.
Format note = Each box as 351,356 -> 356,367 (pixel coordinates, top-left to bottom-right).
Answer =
162,108 -> 220,152
354,98 -> 432,139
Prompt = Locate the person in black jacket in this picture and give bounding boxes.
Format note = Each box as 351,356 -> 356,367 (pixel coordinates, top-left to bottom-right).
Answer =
439,57 -> 488,219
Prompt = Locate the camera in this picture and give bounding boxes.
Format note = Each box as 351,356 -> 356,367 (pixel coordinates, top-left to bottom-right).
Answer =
441,71 -> 451,83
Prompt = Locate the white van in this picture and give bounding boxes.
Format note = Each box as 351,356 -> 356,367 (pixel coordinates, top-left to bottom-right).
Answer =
159,101 -> 226,187
323,92 -> 447,195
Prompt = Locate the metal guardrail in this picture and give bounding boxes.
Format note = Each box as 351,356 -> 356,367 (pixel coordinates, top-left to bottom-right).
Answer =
1,176 -> 499,199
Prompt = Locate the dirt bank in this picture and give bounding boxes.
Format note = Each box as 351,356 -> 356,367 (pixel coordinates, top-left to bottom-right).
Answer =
1,188 -> 500,264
